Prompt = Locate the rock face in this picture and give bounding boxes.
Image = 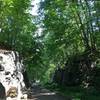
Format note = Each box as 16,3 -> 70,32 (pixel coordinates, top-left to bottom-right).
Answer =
0,50 -> 27,100
0,82 -> 6,99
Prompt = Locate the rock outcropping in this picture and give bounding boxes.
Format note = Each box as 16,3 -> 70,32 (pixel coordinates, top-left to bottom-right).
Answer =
0,50 -> 27,100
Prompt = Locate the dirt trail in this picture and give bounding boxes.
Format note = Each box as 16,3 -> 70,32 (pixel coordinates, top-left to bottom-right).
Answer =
29,85 -> 71,100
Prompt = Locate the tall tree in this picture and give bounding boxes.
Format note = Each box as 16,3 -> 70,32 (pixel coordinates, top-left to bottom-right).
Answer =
39,0 -> 100,63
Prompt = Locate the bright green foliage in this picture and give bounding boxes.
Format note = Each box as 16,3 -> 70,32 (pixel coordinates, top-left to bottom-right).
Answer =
0,0 -> 42,80
38,0 -> 100,82
0,0 -> 100,83
39,0 -> 100,55
0,0 -> 35,51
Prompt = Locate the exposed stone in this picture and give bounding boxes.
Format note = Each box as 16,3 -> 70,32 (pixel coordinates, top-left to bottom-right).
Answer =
0,82 -> 6,100
0,50 -> 27,100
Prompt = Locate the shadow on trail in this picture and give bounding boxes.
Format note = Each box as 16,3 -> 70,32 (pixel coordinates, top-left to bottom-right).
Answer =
31,85 -> 71,100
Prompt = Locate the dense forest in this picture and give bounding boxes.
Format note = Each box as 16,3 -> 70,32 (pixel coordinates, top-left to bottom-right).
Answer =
0,0 -> 100,98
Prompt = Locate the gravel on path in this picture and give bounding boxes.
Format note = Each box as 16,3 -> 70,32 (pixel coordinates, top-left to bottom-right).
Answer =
28,85 -> 72,100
